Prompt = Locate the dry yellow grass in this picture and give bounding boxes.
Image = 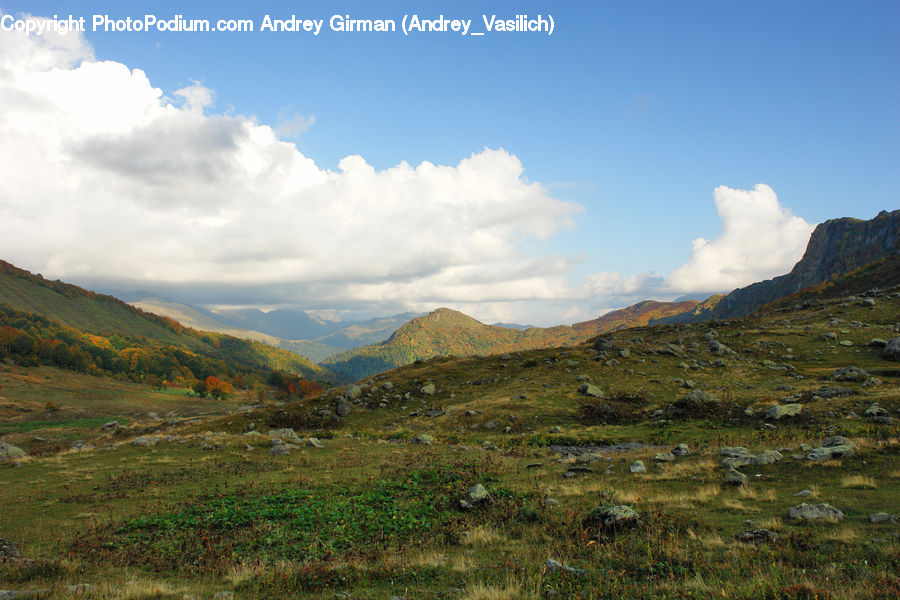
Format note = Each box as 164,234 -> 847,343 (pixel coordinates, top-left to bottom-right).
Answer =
461,574 -> 539,600
462,525 -> 507,546
840,475 -> 877,489
645,458 -> 718,481
758,517 -> 783,531
721,499 -> 762,513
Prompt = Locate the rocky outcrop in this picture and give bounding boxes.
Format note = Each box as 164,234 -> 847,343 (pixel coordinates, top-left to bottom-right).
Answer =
710,210 -> 899,320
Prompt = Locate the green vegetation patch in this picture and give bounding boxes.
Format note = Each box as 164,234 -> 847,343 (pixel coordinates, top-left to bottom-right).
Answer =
74,465 -> 492,572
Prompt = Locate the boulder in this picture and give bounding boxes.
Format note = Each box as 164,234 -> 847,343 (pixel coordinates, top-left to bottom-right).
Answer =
459,483 -> 492,509
832,366 -> 869,382
101,421 -> 119,432
346,385 -> 362,400
672,443 -> 690,456
708,340 -> 732,355
864,403 -> 889,418
629,460 -> 646,474
336,402 -> 352,417
0,441 -> 26,461
735,529 -> 778,544
268,428 -> 299,440
582,505 -> 640,531
412,433 -> 435,445
787,503 -> 844,522
654,452 -> 676,462
578,383 -> 604,398
805,436 -> 855,461
765,404 -> 802,420
868,513 -> 898,524
305,437 -> 325,448
724,469 -> 748,486
882,337 -> 900,361
420,383 -> 436,395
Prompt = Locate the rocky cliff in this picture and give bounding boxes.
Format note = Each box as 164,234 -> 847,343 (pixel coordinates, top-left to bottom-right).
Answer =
710,209 -> 899,319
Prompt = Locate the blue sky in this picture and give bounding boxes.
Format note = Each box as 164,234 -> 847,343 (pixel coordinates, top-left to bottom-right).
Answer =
1,1 -> 897,324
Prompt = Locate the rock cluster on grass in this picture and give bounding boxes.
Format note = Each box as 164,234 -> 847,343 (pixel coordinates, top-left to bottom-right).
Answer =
805,436 -> 855,461
832,366 -> 870,382
735,529 -> 778,544
720,447 -> 783,469
0,537 -> 21,559
788,503 -> 844,521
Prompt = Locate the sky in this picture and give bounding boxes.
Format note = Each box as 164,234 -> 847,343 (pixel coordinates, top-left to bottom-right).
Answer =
0,1 -> 897,326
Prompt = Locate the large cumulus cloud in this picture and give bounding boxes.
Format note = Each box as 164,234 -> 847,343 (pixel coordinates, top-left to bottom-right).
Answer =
0,17 -> 817,326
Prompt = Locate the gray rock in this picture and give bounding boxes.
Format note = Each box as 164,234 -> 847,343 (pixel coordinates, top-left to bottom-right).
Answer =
629,460 -> 646,474
305,437 -> 325,448
735,529 -> 778,544
833,366 -> 869,382
268,428 -> 299,440
582,505 -> 641,531
806,436 -> 855,461
794,489 -> 813,497
724,469 -> 748,486
132,436 -> 160,447
269,445 -> 291,456
787,503 -> 844,521
673,390 -> 720,412
708,340 -> 732,355
672,443 -> 690,456
412,433 -> 435,445
101,421 -> 119,432
0,441 -> 26,461
864,403 -> 889,418
868,513 -> 898,524
883,337 -> 900,361
420,383 -> 436,395
578,383 -> 603,398
765,403 -> 802,420
548,426 -> 563,434
460,483 -> 492,509
336,402 -> 352,417
381,381 -> 394,391
618,349 -> 631,359
346,385 -> 362,400
654,452 -> 676,462
545,559 -> 587,577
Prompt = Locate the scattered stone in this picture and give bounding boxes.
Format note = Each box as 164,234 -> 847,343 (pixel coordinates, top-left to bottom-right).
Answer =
806,436 -> 855,461
708,340 -> 732,355
424,409 -> 445,417
268,428 -> 299,440
545,559 -> 587,577
577,382 -> 605,399
526,462 -> 543,469
724,469 -> 748,486
672,443 -> 690,456
765,404 -> 802,420
672,390 -> 720,413
868,513 -> 898,524
420,383 -> 436,395
101,421 -> 119,432
788,503 -> 844,522
883,337 -> 900,361
812,386 -> 857,399
0,441 -> 26,461
269,445 -> 291,456
618,349 -> 631,359
381,381 -> 394,391
132,436 -> 160,447
346,385 -> 362,400
838,340 -> 853,347
864,403 -> 890,418
654,452 -> 676,462
629,460 -> 646,474
548,426 -> 563,434
794,489 -> 813,497
459,483 -> 492,509
412,433 -> 435,445
833,366 -> 869,382
305,438 -> 325,449
582,505 -> 641,532
336,402 -> 352,417
735,529 -> 778,544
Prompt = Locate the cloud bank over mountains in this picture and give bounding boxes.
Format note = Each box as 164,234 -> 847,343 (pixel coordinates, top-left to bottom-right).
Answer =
0,18 -> 816,325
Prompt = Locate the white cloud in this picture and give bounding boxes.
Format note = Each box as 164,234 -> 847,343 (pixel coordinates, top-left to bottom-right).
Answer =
666,184 -> 815,294
0,21 -> 819,327
275,111 -> 316,138
0,23 -> 580,324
